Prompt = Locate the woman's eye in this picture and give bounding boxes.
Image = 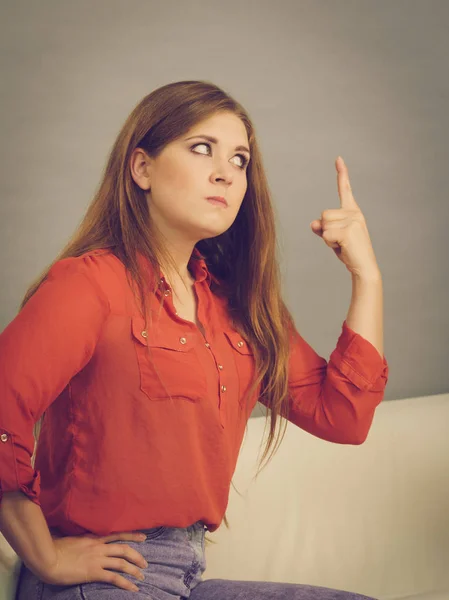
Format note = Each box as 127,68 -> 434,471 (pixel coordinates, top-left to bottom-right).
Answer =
192,143 -> 210,155
191,143 -> 248,170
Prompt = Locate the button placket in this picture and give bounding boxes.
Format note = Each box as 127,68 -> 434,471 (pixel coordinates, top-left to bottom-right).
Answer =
202,340 -> 227,404
198,335 -> 227,408
158,277 -> 176,311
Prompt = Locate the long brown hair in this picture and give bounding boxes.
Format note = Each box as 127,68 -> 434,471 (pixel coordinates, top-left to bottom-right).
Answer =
20,80 -> 296,541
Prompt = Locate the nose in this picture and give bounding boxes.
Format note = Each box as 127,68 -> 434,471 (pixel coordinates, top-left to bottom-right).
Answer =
212,172 -> 232,192
211,159 -> 234,186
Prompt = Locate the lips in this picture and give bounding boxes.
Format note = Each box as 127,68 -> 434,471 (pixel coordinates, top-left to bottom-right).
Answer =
206,196 -> 228,206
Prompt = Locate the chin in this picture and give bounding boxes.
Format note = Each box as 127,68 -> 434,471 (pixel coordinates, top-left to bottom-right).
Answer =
192,219 -> 231,235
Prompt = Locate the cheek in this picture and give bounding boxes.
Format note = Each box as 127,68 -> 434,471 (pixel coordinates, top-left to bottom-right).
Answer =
167,162 -> 202,201
162,160 -> 191,191
150,167 -> 193,212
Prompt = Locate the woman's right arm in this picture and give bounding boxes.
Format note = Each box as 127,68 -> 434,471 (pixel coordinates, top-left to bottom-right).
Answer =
0,255 -> 110,560
0,256 -> 148,591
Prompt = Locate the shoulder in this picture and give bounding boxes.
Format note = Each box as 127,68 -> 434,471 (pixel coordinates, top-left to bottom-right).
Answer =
47,249 -> 127,305
48,248 -> 124,281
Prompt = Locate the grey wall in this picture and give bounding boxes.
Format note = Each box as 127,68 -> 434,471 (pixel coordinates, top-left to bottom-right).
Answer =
1,0 -> 448,414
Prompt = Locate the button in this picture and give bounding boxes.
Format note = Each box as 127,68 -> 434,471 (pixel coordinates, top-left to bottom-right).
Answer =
175,311 -> 178,315
141,330 -> 148,338
164,290 -> 171,296
218,364 -> 223,370
205,342 -> 210,348
0,434 -> 8,442
237,341 -> 244,348
221,385 -> 227,392
180,337 -> 187,344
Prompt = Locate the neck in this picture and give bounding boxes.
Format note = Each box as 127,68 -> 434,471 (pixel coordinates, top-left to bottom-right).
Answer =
161,265 -> 195,288
158,243 -> 197,288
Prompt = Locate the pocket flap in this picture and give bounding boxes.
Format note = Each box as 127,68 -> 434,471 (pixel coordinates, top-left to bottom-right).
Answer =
223,329 -> 253,355
131,317 -> 192,352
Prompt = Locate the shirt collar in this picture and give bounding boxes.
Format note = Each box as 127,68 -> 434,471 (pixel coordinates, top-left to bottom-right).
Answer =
188,246 -> 212,286
137,247 -> 216,288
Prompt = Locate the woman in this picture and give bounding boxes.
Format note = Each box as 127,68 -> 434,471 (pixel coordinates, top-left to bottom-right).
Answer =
0,80 -> 388,599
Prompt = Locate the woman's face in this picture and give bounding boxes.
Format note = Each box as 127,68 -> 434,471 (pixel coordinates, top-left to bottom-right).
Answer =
134,111 -> 250,244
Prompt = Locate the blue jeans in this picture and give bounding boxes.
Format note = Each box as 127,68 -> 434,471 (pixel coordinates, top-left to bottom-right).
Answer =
15,520 -> 377,599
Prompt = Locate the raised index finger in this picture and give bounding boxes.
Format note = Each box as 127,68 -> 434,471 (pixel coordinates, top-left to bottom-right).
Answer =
336,156 -> 358,209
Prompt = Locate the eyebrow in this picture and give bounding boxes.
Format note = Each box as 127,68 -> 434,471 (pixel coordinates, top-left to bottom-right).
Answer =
185,134 -> 251,156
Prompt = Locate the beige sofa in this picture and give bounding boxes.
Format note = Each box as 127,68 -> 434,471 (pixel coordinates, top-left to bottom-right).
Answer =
1,392 -> 448,600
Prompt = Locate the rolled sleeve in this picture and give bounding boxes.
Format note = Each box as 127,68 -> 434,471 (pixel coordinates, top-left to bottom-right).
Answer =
282,319 -> 389,445
328,319 -> 389,392
0,254 -> 110,505
0,427 -> 41,504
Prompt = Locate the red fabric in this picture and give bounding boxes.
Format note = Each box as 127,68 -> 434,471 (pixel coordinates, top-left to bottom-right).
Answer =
0,248 -> 388,536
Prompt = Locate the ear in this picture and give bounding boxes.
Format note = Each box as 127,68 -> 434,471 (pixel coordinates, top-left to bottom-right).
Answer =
130,147 -> 152,191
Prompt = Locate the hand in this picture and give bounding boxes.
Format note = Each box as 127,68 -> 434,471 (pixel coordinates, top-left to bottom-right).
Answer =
310,156 -> 381,279
37,531 -> 148,593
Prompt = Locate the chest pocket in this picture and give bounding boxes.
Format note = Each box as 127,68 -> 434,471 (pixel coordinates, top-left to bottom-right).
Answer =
131,316 -> 207,402
223,328 -> 257,407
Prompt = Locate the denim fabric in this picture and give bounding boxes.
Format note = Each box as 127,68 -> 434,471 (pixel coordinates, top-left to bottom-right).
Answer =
15,521 -> 206,600
189,579 -> 378,600
15,520 -> 377,600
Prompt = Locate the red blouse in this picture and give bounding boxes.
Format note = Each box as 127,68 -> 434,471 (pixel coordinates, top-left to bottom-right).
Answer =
0,248 -> 389,536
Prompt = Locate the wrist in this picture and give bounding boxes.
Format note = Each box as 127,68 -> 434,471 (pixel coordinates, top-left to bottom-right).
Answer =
32,540 -> 58,581
351,269 -> 382,283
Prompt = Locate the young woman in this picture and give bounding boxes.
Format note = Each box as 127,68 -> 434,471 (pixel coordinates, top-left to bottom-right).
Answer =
0,80 -> 388,599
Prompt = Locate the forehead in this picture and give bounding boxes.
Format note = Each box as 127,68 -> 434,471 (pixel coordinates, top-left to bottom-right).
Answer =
184,112 -> 249,144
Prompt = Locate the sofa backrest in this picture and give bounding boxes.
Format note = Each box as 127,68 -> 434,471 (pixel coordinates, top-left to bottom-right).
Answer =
203,393 -> 449,600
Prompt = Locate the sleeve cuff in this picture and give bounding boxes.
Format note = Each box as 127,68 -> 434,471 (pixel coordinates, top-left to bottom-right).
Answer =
19,470 -> 42,505
329,320 -> 389,392
0,469 -> 41,506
